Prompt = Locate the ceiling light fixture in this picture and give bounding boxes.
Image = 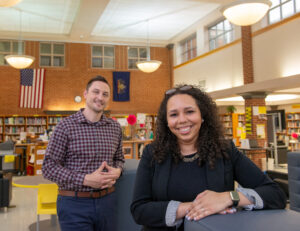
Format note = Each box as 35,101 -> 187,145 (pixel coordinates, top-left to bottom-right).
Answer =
220,0 -> 272,26
136,20 -> 161,73
0,0 -> 22,7
4,10 -> 35,69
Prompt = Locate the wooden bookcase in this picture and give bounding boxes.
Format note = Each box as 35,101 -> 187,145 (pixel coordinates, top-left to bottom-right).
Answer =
26,116 -> 47,135
26,144 -> 47,175
123,139 -> 152,159
0,115 -> 69,142
111,113 -> 156,141
285,112 -> 300,150
47,115 -> 68,131
4,115 -> 26,142
219,113 -> 233,138
0,116 -> 3,142
219,113 -> 245,146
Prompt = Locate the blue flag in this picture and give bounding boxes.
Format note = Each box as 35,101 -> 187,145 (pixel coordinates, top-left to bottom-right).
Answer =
113,72 -> 130,101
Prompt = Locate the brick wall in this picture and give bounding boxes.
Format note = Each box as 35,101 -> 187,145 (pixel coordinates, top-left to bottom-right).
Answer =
242,26 -> 254,84
244,96 -> 267,169
0,41 -> 172,115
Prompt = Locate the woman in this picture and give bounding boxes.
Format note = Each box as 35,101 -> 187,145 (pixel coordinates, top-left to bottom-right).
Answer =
131,85 -> 286,231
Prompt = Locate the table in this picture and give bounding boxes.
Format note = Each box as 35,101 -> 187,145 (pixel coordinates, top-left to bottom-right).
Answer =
237,147 -> 267,155
185,209 -> 300,231
13,175 -> 53,187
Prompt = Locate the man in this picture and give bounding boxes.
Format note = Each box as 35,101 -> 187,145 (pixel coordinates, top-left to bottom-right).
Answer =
42,76 -> 124,231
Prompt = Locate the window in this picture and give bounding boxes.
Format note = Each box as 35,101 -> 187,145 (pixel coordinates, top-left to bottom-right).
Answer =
0,40 -> 24,66
269,0 -> 300,24
128,47 -> 147,69
91,45 -> 115,69
180,34 -> 197,63
208,19 -> 234,51
40,42 -> 65,67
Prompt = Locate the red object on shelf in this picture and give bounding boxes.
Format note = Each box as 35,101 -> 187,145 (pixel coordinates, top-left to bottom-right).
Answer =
26,165 -> 34,176
127,114 -> 137,125
291,132 -> 299,139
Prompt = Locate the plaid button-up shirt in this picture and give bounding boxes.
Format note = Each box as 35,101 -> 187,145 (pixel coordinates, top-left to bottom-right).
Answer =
42,109 -> 124,191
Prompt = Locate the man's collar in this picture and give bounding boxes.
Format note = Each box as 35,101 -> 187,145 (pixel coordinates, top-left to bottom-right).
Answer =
76,108 -> 111,125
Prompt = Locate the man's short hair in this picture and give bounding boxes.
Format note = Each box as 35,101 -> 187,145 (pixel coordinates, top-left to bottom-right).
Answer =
86,76 -> 110,91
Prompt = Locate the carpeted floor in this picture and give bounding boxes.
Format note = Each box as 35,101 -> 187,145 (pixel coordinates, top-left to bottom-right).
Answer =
29,218 -> 60,231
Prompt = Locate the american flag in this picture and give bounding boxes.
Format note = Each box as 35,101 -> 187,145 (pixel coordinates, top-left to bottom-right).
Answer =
19,69 -> 45,108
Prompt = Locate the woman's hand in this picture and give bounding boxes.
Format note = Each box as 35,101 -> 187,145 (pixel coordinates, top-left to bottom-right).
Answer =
186,190 -> 233,221
176,202 -> 192,220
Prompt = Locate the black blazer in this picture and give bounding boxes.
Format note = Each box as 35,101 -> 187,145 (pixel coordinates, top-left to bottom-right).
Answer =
130,142 -> 286,231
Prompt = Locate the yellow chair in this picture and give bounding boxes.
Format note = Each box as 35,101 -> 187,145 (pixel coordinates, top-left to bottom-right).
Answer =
36,183 -> 58,231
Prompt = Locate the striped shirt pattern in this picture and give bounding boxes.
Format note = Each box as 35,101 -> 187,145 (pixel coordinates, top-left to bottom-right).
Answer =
19,68 -> 45,108
42,109 -> 124,191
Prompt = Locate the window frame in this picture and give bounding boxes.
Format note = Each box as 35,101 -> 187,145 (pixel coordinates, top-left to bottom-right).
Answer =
91,45 -> 115,69
39,42 -> 65,67
127,46 -> 148,70
208,18 -> 234,51
0,40 -> 25,66
180,34 -> 197,63
268,0 -> 299,24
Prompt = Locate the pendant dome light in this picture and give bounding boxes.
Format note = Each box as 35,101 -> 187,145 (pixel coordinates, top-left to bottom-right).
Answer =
4,10 -> 35,69
220,0 -> 272,26
136,20 -> 161,73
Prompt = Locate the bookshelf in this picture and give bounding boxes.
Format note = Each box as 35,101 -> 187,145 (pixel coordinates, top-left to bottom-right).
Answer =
286,112 -> 300,150
0,116 -> 3,142
286,112 -> 300,135
219,113 -> 245,146
219,113 -> 233,138
26,116 -> 47,135
135,114 -> 156,140
26,144 -> 47,175
112,113 -> 157,141
47,115 -> 67,131
4,116 -> 26,141
0,115 -> 69,142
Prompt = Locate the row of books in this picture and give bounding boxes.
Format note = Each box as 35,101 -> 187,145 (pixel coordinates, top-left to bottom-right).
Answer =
4,117 -> 25,125
287,113 -> 300,120
287,121 -> 300,127
27,126 -> 47,133
5,126 -> 25,134
48,117 -> 64,124
26,117 -> 47,125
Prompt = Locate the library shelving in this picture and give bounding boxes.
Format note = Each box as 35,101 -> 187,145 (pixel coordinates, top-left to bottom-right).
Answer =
219,113 -> 245,146
219,113 -> 233,138
26,116 -> 47,135
0,115 -> 69,142
26,143 -> 47,175
285,112 -> 300,150
112,113 -> 157,141
47,115 -> 68,131
0,116 -> 3,142
4,116 -> 26,141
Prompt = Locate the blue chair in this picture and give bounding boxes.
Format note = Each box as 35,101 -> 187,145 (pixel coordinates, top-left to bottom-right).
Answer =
116,159 -> 141,231
288,152 -> 300,212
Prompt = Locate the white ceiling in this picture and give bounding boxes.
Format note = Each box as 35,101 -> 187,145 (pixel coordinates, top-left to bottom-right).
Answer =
0,0 -> 231,45
1,0 -> 298,105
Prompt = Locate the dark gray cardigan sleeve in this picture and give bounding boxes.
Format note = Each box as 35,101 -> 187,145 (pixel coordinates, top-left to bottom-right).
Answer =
130,144 -> 170,227
229,142 -> 286,209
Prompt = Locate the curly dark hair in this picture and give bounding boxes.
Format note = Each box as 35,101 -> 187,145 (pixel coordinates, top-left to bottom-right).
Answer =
152,84 -> 229,169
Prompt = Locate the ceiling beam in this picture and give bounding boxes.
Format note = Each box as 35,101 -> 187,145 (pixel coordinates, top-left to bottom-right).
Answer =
69,0 -> 110,41
209,74 -> 300,99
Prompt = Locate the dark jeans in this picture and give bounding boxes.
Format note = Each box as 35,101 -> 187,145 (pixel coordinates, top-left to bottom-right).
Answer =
57,192 -> 117,231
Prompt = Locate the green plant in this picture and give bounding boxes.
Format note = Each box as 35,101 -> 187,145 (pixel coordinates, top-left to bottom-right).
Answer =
226,105 -> 236,113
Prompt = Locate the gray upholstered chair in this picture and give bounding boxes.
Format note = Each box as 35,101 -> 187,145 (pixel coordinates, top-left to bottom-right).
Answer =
288,152 -> 300,212
116,159 -> 141,231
